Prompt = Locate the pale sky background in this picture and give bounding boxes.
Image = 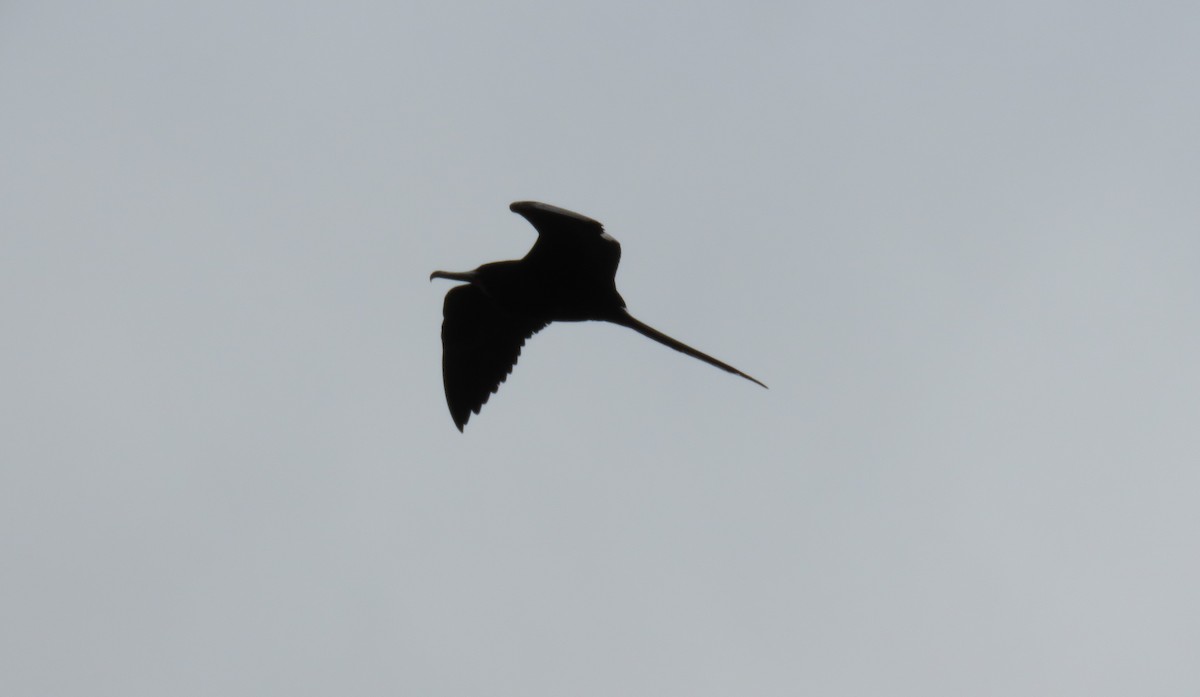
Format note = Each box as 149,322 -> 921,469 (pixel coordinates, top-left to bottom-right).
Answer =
3,1 -> 1199,695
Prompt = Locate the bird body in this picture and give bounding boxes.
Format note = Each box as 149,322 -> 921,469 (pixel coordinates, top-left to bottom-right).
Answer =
458,259 -> 626,323
431,201 -> 765,431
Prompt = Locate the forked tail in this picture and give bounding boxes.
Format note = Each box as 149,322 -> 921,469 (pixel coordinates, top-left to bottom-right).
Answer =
612,311 -> 767,388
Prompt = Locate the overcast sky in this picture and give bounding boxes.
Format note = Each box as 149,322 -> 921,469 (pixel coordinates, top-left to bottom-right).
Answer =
3,1 -> 1199,695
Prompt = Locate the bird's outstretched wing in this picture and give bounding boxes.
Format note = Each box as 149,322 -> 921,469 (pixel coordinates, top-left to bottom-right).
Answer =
440,284 -> 547,431
511,201 -> 621,281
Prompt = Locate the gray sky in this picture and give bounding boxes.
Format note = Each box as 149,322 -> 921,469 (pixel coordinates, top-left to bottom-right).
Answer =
3,1 -> 1198,695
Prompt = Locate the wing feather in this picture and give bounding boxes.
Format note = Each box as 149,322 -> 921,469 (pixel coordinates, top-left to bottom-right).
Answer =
440,285 -> 547,431
510,201 -> 621,280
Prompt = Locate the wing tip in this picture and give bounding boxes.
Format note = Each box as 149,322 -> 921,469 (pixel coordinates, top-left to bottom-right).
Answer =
509,200 -> 602,227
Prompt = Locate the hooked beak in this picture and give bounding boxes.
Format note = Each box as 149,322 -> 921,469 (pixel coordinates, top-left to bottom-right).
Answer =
429,269 -> 477,283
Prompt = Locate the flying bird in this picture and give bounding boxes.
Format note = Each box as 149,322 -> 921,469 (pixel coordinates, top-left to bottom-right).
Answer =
431,201 -> 766,431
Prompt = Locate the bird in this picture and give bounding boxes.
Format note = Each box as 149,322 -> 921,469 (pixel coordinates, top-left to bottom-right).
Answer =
430,201 -> 766,431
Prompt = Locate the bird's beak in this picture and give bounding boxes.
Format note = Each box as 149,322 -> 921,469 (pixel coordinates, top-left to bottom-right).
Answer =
429,269 -> 476,283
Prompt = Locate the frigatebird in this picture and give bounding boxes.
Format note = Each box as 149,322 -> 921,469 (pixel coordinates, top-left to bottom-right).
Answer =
431,201 -> 765,431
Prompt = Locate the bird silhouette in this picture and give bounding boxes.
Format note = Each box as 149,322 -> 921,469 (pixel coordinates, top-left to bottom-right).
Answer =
431,201 -> 766,431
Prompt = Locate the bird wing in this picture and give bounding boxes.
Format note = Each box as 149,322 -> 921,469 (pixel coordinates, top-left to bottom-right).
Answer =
440,284 -> 548,431
511,201 -> 622,280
